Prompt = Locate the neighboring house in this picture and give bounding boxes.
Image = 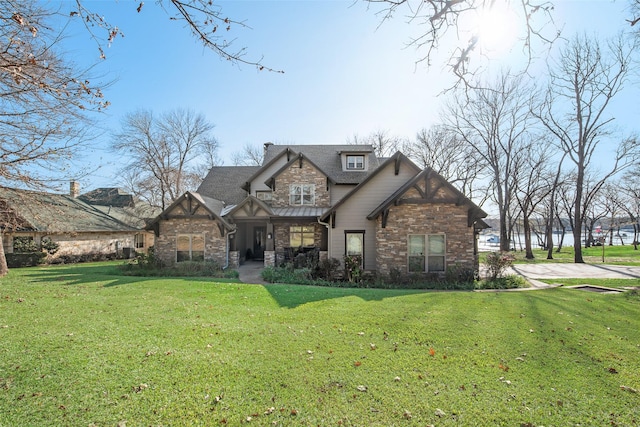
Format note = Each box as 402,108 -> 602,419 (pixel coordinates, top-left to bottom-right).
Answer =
0,183 -> 155,260
148,144 -> 489,276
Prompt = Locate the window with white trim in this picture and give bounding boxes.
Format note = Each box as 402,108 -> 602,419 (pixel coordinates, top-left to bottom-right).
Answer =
289,184 -> 315,206
176,234 -> 205,262
408,234 -> 445,272
346,155 -> 365,170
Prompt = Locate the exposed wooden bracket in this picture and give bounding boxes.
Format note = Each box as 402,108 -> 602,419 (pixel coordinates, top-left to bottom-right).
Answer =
381,209 -> 389,228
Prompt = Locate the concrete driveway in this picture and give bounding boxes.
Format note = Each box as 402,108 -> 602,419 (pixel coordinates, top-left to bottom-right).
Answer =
510,263 -> 640,280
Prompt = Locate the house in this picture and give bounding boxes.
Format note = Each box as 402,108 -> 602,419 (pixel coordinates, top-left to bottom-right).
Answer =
0,183 -> 156,261
148,144 -> 488,276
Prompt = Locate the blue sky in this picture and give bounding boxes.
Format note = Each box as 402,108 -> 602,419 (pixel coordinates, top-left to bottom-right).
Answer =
61,0 -> 637,193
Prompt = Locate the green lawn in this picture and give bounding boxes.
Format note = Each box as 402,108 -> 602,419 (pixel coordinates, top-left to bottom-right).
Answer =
1,263 -> 639,426
481,245 -> 640,266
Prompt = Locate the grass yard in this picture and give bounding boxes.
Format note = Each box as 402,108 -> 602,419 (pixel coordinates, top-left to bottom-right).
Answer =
1,262 -> 639,426
480,245 -> 640,266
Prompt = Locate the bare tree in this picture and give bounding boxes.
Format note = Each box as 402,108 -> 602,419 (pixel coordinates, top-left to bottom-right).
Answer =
617,170 -> 640,249
445,71 -> 536,251
513,137 -> 554,259
231,143 -> 264,166
532,33 -> 639,262
364,0 -> 558,84
347,130 -> 406,158
69,0 -> 281,72
0,0 -> 111,275
407,125 -> 488,204
112,109 -> 219,210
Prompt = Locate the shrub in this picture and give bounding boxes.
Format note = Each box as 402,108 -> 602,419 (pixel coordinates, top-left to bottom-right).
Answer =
13,237 -> 38,253
5,252 -> 47,268
484,251 -> 515,280
313,257 -> 341,281
475,274 -> 527,290
40,237 -> 60,255
344,255 -> 362,283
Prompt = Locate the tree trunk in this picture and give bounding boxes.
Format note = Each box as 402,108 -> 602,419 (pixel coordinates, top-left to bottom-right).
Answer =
0,232 -> 8,277
523,215 -> 534,259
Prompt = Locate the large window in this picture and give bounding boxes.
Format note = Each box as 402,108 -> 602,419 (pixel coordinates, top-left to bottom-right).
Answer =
289,184 -> 315,206
346,155 -> 365,170
176,234 -> 205,262
345,231 -> 365,268
408,234 -> 445,272
290,225 -> 315,248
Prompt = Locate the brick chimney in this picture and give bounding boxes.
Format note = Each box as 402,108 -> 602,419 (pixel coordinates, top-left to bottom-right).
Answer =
70,181 -> 80,198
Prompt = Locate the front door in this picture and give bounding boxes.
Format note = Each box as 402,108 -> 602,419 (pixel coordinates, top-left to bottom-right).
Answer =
253,227 -> 266,260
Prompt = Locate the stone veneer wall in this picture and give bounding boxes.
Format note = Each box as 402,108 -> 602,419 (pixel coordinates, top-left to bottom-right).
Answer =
264,250 -> 275,267
155,218 -> 227,266
271,160 -> 330,208
376,203 -> 477,275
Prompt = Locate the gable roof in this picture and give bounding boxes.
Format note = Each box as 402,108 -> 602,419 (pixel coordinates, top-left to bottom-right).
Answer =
263,144 -> 379,184
265,152 -> 335,189
196,166 -> 259,205
320,151 -> 422,221
0,186 -> 136,233
78,188 -> 134,208
367,167 -> 488,227
146,191 -> 234,233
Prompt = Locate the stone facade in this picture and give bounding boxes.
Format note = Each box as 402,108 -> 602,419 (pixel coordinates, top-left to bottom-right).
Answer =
264,250 -> 275,267
271,159 -> 330,208
375,203 -> 477,275
154,218 -> 227,266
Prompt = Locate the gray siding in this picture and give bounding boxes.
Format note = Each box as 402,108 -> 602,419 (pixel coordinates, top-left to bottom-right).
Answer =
328,162 -> 418,270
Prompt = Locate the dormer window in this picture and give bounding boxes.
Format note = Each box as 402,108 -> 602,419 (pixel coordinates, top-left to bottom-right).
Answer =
346,155 -> 365,170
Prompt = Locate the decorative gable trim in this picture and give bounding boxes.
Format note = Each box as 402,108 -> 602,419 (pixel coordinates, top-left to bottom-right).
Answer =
224,196 -> 273,219
146,191 -> 234,236
319,151 -> 421,223
265,153 -> 334,188
367,168 -> 487,228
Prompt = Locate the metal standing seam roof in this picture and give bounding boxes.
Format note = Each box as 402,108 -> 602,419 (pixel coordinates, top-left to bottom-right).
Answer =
270,206 -> 329,218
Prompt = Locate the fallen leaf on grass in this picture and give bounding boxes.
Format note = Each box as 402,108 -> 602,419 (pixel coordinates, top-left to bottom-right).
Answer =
435,408 -> 446,417
608,367 -> 619,374
620,385 -> 638,393
132,383 -> 148,393
403,410 -> 412,419
356,385 -> 367,392
354,361 -> 362,367
429,347 -> 436,356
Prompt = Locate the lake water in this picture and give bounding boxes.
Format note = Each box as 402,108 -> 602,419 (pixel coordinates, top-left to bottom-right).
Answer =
479,229 -> 637,251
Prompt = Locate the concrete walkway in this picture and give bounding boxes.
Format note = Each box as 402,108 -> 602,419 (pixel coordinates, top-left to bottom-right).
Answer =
237,260 -> 268,285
